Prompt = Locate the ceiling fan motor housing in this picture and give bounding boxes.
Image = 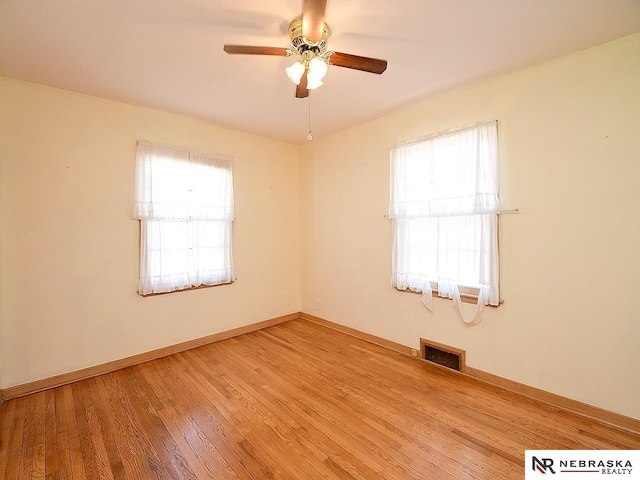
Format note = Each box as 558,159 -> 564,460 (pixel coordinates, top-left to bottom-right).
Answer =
288,17 -> 330,58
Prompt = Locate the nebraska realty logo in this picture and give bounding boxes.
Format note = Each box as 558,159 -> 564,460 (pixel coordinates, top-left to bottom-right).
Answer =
525,451 -> 640,478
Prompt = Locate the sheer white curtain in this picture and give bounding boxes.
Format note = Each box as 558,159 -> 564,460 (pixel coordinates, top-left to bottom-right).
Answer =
390,120 -> 500,324
133,141 -> 234,295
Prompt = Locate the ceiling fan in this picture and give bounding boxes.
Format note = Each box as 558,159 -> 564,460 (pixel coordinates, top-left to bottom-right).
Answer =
223,0 -> 388,99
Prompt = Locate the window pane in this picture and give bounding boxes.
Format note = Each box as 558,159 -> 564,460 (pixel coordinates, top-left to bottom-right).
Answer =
134,141 -> 235,295
140,220 -> 191,294
390,121 -> 500,306
191,221 -> 233,286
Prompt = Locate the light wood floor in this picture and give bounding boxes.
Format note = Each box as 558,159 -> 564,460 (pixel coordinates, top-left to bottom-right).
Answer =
1,320 -> 638,479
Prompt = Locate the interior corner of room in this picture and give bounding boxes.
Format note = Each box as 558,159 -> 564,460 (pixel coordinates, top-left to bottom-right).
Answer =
1,25 -> 639,432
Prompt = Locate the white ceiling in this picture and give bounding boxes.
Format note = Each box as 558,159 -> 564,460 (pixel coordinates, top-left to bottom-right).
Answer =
1,0 -> 639,144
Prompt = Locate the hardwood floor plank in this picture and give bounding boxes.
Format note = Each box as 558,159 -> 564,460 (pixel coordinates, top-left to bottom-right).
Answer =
95,372 -> 168,480
89,375 -> 137,478
61,384 -> 87,480
30,392 -> 47,480
109,369 -> 180,480
151,353 -> 303,479
45,389 -> 59,478
154,354 -> 280,480
52,387 -> 74,480
1,319 -> 638,480
155,401 -> 237,480
0,400 -> 11,474
147,358 -> 255,480
159,355 -> 286,480
18,394 -> 39,478
138,360 -> 249,480
82,378 -> 125,479
71,381 -> 113,480
126,366 -> 198,480
1,398 -> 25,479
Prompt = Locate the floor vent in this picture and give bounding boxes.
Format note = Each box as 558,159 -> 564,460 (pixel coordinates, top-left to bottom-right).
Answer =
419,338 -> 466,372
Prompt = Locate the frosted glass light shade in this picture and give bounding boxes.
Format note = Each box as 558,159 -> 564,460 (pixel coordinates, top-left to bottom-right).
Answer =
306,75 -> 324,90
308,57 -> 328,80
285,61 -> 305,85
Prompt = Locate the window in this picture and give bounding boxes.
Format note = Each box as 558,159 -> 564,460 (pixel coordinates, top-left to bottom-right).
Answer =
133,141 -> 234,295
389,120 -> 500,323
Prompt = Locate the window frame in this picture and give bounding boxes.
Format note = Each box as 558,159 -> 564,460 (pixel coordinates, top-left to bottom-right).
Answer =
389,120 -> 501,311
133,141 -> 235,296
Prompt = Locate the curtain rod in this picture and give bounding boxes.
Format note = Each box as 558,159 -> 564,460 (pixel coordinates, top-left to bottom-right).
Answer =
383,208 -> 519,218
391,119 -> 497,149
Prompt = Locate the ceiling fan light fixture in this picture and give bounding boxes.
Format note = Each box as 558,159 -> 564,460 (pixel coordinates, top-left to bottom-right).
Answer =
223,1 -> 388,110
285,61 -> 305,85
308,56 -> 328,80
306,74 -> 324,90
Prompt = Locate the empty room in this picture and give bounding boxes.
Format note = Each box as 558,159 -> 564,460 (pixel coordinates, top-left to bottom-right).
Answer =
1,0 -> 639,478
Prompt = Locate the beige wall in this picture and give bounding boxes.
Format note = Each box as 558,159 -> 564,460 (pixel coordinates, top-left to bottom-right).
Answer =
299,33 -> 640,419
1,33 -> 638,420
0,77 -> 301,388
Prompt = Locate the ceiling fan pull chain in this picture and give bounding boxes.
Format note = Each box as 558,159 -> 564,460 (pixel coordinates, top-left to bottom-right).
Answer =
307,94 -> 313,141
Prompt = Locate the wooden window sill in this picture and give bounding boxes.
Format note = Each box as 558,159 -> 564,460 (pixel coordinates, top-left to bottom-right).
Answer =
395,287 -> 503,307
139,280 -> 235,297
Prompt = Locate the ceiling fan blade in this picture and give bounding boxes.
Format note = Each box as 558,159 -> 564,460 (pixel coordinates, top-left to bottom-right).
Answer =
296,70 -> 309,98
328,52 -> 388,74
302,0 -> 327,43
223,45 -> 289,56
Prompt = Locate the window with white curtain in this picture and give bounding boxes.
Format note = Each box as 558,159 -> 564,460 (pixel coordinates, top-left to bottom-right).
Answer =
133,141 -> 234,296
389,120 -> 500,324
